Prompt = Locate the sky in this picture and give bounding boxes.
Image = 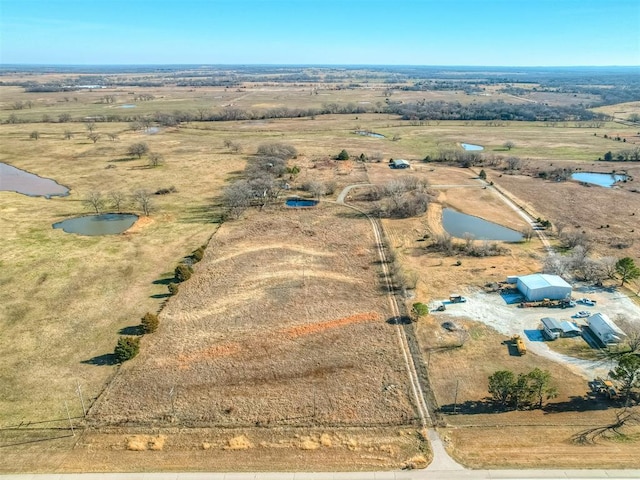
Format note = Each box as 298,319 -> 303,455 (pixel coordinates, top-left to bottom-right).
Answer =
0,0 -> 638,66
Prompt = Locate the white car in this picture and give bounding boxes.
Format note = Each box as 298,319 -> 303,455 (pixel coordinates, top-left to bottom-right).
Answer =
573,311 -> 591,318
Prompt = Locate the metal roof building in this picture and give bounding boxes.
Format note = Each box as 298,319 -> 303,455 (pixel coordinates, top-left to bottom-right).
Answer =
587,313 -> 627,345
516,274 -> 572,302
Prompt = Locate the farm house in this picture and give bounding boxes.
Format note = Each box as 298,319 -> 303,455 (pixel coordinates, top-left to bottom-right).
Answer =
587,313 -> 627,345
516,274 -> 572,302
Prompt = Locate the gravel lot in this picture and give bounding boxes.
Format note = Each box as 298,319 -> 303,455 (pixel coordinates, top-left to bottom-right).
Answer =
431,284 -> 640,379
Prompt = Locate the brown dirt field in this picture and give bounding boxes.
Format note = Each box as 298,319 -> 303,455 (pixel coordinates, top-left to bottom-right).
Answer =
89,205 -> 418,428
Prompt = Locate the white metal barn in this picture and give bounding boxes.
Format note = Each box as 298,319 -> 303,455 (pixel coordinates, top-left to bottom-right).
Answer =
587,313 -> 627,345
516,274 -> 572,302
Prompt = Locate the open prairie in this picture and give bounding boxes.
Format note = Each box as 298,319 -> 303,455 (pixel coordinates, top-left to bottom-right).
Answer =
1,69 -> 640,472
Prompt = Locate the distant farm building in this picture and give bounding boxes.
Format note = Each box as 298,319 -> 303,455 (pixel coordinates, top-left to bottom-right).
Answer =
389,159 -> 410,169
541,317 -> 581,340
516,274 -> 572,302
587,313 -> 627,345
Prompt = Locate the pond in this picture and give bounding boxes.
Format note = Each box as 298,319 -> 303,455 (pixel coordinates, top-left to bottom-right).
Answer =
355,130 -> 385,139
0,162 -> 69,198
571,172 -> 628,188
119,104 -> 137,108
442,208 -> 523,242
53,213 -> 138,236
461,143 -> 484,151
286,198 -> 318,208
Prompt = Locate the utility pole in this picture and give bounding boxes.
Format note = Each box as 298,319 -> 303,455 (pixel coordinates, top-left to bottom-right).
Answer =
76,380 -> 86,417
452,379 -> 459,415
64,401 -> 75,436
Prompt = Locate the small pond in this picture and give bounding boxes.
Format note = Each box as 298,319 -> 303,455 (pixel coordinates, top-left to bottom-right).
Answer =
286,198 -> 318,208
1,162 -> 69,198
53,213 -> 138,236
119,104 -> 137,108
461,143 -> 484,151
355,130 -> 385,139
442,208 -> 523,242
571,172 -> 627,188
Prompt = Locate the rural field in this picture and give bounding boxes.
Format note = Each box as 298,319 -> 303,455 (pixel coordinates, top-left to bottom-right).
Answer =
1,67 -> 640,472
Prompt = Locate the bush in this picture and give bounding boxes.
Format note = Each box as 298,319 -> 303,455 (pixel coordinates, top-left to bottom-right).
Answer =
175,263 -> 193,282
336,149 -> 349,161
192,246 -> 206,262
141,312 -> 159,333
168,283 -> 179,295
114,336 -> 140,363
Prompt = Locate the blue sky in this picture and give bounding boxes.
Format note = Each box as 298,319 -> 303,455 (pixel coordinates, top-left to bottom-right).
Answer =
1,0 -> 638,66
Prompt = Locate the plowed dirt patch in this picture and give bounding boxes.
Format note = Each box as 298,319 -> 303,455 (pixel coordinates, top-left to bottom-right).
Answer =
286,312 -> 380,338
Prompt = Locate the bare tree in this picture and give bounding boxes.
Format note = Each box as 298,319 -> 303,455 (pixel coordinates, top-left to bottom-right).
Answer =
521,226 -> 535,242
64,130 -> 73,140
133,189 -> 153,216
148,152 -> 164,167
506,156 -> 521,170
503,141 -> 515,151
85,122 -> 96,133
87,133 -> 101,144
109,191 -> 126,213
107,132 -> 119,142
85,191 -> 105,214
127,142 -> 149,159
29,131 -> 40,140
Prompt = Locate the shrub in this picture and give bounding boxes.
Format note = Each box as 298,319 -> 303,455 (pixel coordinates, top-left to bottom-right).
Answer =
192,246 -> 206,262
336,149 -> 349,161
175,263 -> 193,282
114,336 -> 140,363
141,312 -> 159,333
168,283 -> 179,295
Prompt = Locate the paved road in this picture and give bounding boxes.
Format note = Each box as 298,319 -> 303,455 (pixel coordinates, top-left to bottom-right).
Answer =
2,469 -> 640,479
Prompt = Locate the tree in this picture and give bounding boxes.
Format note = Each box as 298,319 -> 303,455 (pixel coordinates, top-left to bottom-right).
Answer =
148,152 -> 164,167
411,302 -> 429,321
604,151 -> 613,162
58,113 -> 72,123
64,130 -> 73,140
114,336 -> 140,363
29,131 -> 40,140
616,257 -> 640,286
87,133 -> 101,144
85,122 -> 96,133
84,191 -> 104,214
141,312 -> 159,334
526,368 -> 558,409
609,353 -> 640,405
175,263 -> 193,282
128,142 -> 149,159
133,189 -> 153,216
337,149 -> 350,161
109,191 -> 125,212
503,141 -> 515,150
478,169 -> 487,180
488,370 -> 515,408
168,283 -> 179,295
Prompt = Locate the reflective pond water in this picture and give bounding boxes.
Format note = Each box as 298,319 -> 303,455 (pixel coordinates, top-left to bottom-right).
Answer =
442,208 -> 523,242
286,198 -> 319,207
355,131 -> 385,139
461,143 -> 484,151
0,162 -> 69,198
571,172 -> 627,188
53,213 -> 138,235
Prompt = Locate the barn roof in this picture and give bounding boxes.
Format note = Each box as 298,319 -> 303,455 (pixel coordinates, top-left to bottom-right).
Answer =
518,274 -> 571,290
541,317 -> 563,331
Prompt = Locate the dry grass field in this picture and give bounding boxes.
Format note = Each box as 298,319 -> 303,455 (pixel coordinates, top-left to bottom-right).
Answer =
1,73 -> 640,472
